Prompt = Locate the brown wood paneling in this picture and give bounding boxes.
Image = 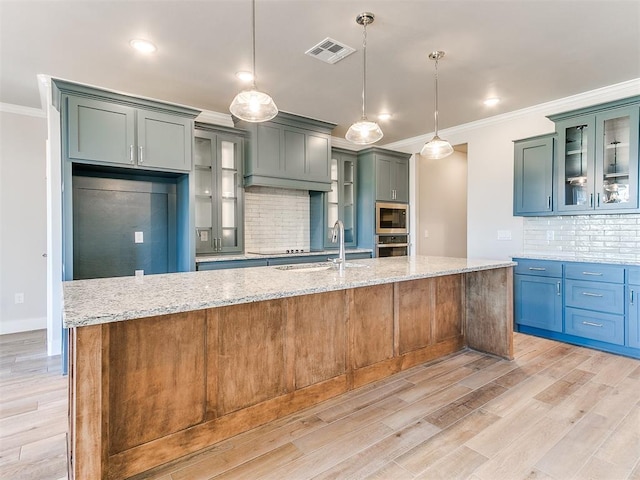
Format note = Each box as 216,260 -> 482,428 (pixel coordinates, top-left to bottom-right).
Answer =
289,291 -> 347,389
397,278 -> 433,354
206,308 -> 220,421
465,267 -> 514,359
400,336 -> 464,370
108,311 -> 207,455
350,284 -> 394,369
71,324 -> 104,480
434,274 -> 464,342
218,299 -> 287,415
107,375 -> 349,480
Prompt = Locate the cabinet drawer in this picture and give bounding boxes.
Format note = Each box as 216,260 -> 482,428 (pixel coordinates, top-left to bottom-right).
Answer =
513,259 -> 562,277
628,267 -> 640,286
564,263 -> 624,283
565,279 -> 624,314
565,307 -> 624,345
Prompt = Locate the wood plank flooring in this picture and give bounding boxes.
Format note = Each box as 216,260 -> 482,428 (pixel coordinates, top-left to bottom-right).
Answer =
1,330 -> 639,480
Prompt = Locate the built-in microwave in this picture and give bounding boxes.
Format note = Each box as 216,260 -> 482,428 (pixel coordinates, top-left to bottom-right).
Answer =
375,202 -> 408,234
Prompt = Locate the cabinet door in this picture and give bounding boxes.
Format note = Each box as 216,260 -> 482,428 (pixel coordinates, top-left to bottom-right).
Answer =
629,285 -> 640,348
556,116 -> 596,212
393,158 -> 409,203
375,155 -> 394,201
254,123 -> 282,174
282,126 -> 307,179
306,132 -> 331,182
217,135 -> 243,253
514,274 -> 563,332
514,136 -> 554,215
137,110 -> 192,172
342,155 -> 357,246
194,133 -> 216,254
594,106 -> 639,211
67,96 -> 135,165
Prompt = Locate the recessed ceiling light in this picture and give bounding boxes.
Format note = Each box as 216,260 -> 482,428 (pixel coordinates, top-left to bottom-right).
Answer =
235,71 -> 254,82
378,113 -> 392,121
484,97 -> 500,107
130,39 -> 157,54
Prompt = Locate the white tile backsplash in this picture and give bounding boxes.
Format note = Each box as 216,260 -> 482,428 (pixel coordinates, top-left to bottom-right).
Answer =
523,214 -> 640,262
244,186 -> 310,253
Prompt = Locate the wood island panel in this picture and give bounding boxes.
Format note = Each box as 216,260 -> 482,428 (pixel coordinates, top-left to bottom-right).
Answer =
68,267 -> 513,479
289,290 -> 347,389
217,299 -> 287,415
350,284 -> 394,369
397,278 -> 433,354
108,312 -> 206,454
434,274 -> 465,342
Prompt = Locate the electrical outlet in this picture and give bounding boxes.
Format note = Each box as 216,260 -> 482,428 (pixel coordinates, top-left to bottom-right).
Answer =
546,230 -> 555,241
135,231 -> 144,243
14,293 -> 24,304
135,270 -> 144,276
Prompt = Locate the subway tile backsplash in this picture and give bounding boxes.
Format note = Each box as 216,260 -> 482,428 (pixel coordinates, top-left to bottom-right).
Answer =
244,186 -> 310,253
523,214 -> 640,262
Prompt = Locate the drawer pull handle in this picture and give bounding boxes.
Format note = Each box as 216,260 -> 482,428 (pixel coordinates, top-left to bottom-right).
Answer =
581,271 -> 603,276
582,292 -> 604,298
582,321 -> 603,328
556,281 -> 561,295
129,145 -> 135,164
528,267 -> 546,271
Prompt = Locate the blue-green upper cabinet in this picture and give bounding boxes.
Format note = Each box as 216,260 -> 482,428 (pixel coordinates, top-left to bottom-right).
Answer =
358,147 -> 410,203
235,112 -> 336,191
54,79 -> 199,173
513,134 -> 555,216
549,96 -> 640,214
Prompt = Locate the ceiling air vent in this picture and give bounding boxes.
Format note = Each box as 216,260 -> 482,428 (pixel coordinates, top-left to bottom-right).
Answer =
305,37 -> 355,64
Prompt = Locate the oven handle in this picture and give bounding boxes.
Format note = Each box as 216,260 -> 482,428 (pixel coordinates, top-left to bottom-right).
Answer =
376,243 -> 409,248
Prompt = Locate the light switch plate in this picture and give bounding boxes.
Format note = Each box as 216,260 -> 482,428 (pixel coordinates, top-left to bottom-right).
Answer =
135,231 -> 144,243
200,230 -> 209,242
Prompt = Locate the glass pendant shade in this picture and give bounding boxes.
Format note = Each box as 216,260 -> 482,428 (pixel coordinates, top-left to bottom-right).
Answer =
420,135 -> 454,159
229,87 -> 278,122
346,117 -> 384,145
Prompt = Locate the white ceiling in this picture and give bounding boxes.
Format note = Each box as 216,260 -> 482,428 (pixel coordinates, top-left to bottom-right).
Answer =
1,0 -> 639,144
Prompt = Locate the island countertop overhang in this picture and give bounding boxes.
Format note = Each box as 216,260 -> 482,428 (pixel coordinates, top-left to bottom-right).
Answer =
62,255 -> 516,328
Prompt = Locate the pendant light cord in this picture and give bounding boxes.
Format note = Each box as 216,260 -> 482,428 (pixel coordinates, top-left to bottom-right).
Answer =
251,0 -> 257,88
433,55 -> 440,136
361,19 -> 368,120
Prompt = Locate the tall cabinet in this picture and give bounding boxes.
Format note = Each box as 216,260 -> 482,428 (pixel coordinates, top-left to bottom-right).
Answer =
194,124 -> 246,255
356,147 -> 411,252
310,148 -> 357,250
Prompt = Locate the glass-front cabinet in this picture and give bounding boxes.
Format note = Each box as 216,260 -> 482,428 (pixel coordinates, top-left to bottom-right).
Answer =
194,126 -> 244,255
310,148 -> 357,250
555,102 -> 639,213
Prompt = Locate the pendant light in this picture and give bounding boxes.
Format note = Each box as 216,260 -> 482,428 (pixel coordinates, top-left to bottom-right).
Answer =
345,12 -> 383,145
229,0 -> 278,122
420,51 -> 454,159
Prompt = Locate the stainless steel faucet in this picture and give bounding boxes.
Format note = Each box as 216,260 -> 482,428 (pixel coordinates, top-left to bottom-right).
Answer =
331,220 -> 346,272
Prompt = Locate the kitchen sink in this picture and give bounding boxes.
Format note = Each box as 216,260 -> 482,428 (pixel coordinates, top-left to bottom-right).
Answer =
274,262 -> 368,272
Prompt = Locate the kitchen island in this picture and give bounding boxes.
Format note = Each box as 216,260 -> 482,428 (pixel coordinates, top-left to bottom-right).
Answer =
64,256 -> 515,479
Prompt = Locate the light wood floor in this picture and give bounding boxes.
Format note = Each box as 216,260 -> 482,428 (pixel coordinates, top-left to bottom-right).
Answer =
1,330 -> 639,480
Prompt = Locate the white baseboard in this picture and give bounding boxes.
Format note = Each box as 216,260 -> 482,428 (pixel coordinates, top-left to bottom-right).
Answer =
0,316 -> 47,335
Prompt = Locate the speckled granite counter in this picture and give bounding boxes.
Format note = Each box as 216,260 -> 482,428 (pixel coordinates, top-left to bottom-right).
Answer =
513,253 -> 640,266
63,255 -> 514,327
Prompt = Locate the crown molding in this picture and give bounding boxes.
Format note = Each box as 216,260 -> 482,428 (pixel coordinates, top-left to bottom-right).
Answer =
330,136 -> 362,151
0,102 -> 46,118
382,78 -> 640,153
195,110 -> 235,128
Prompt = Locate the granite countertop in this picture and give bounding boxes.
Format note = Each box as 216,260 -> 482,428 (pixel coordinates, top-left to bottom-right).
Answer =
195,248 -> 373,263
513,253 -> 640,266
63,255 -> 515,328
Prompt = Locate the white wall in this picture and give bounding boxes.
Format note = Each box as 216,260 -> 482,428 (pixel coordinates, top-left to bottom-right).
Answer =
0,109 -> 48,334
385,79 -> 640,261
415,149 -> 467,257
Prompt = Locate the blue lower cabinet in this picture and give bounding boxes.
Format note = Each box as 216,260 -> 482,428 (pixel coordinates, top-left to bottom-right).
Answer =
565,307 -> 625,345
197,259 -> 268,271
629,285 -> 640,349
514,274 -> 562,332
